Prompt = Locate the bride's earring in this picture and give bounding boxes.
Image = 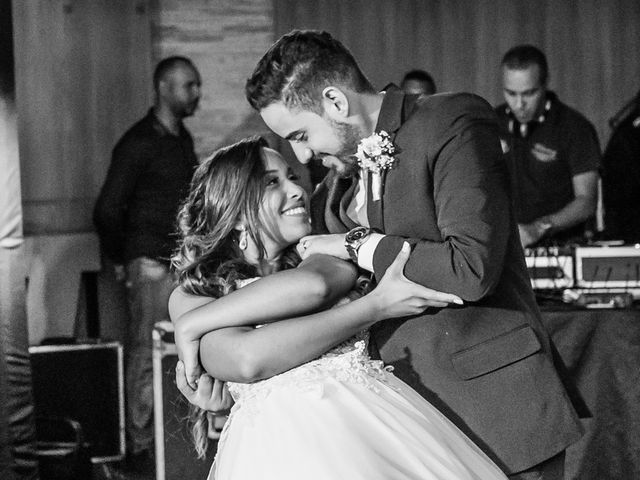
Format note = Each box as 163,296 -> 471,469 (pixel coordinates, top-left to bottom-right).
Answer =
238,227 -> 248,250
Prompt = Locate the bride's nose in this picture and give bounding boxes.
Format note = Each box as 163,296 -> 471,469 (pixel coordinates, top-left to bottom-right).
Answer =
286,180 -> 305,199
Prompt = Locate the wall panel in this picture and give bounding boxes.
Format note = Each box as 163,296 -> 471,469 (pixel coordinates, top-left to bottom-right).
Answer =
13,0 -> 153,234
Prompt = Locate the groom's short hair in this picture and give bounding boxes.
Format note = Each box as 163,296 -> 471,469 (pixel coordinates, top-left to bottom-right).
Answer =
245,30 -> 376,114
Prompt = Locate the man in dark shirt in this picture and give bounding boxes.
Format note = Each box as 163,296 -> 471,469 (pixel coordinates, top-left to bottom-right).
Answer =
495,45 -> 600,248
602,103 -> 640,243
93,56 -> 200,467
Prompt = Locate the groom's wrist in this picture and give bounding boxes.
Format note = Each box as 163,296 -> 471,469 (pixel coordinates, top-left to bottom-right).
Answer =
355,233 -> 384,273
345,226 -> 372,262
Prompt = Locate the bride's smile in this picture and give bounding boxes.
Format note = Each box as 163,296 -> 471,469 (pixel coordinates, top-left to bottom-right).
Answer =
257,147 -> 311,257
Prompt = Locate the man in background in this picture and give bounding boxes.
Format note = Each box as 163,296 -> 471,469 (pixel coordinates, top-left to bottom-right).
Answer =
495,45 -> 600,248
400,68 -> 436,96
93,56 -> 200,471
602,94 -> 640,243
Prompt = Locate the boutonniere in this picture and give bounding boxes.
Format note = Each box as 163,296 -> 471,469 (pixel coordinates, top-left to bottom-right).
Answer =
355,130 -> 396,201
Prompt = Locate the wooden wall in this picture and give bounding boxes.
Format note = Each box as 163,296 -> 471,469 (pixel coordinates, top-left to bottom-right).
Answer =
13,0 -> 153,235
150,0 -> 274,158
275,0 -> 640,147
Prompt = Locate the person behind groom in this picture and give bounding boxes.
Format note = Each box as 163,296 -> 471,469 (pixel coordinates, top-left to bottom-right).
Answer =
240,30 -> 585,479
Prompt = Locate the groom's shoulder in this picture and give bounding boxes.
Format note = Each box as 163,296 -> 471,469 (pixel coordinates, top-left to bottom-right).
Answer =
410,92 -> 497,125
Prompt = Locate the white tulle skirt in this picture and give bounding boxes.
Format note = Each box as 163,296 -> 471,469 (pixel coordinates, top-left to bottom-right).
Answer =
208,333 -> 506,480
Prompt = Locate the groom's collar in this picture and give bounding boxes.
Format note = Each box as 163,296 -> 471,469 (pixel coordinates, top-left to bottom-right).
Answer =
373,84 -> 405,135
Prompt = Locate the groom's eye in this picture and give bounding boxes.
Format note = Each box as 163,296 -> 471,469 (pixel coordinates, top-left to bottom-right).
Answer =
292,133 -> 307,143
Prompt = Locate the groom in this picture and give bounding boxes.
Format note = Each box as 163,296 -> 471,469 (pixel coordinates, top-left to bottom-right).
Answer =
243,30 -> 583,478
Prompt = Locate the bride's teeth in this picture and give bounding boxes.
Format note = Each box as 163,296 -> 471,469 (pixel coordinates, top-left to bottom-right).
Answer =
283,207 -> 306,216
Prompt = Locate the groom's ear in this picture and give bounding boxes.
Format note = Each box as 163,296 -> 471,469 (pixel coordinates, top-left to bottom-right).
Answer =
321,86 -> 349,120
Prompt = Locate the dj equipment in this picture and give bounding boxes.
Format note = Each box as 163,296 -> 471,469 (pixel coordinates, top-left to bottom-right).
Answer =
574,245 -> 640,289
526,244 -> 640,306
153,321 -> 220,480
524,246 -> 574,290
29,341 -> 125,463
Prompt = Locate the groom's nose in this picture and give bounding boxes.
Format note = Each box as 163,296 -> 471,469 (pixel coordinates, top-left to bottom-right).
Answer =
290,142 -> 314,164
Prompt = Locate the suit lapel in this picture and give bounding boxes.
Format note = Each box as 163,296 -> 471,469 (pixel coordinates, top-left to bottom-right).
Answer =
323,171 -> 356,234
367,85 -> 407,231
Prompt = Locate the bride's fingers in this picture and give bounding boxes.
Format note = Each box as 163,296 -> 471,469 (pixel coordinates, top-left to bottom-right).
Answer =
184,362 -> 202,389
176,361 -> 196,395
411,284 -> 463,305
387,242 -> 411,275
211,377 -> 225,402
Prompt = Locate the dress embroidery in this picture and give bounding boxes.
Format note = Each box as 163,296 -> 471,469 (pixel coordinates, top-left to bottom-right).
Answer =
218,278 -> 395,429
227,331 -> 395,420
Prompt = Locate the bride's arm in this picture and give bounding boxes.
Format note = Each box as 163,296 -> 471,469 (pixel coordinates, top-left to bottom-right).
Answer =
198,292 -> 381,383
194,243 -> 457,383
170,254 -> 357,338
170,254 -> 357,385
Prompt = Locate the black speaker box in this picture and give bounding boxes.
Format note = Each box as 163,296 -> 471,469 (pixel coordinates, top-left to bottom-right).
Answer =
29,341 -> 125,463
153,322 -> 218,480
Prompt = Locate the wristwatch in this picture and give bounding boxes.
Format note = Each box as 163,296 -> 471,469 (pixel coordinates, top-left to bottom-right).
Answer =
344,226 -> 372,263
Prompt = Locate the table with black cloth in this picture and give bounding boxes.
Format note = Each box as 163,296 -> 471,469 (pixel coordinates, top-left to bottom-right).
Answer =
539,305 -> 640,480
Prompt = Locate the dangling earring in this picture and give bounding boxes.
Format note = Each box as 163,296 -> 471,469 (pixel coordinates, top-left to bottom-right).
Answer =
238,227 -> 248,250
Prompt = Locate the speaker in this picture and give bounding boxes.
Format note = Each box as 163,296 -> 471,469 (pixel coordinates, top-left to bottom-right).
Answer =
153,321 -> 218,480
29,341 -> 125,463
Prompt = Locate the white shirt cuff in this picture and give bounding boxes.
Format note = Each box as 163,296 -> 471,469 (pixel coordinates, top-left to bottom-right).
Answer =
357,233 -> 385,272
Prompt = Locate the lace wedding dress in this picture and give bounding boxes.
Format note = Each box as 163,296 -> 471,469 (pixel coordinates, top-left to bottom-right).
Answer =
209,280 -> 507,480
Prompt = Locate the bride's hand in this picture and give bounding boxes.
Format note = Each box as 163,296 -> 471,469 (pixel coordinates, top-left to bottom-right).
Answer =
176,361 -> 234,414
174,320 -> 203,389
369,242 -> 463,319
297,234 -> 350,260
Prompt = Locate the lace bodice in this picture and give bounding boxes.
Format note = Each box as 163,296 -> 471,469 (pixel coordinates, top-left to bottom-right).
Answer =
226,278 -> 393,415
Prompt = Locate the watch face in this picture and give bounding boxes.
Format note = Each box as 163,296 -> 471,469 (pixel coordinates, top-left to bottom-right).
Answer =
347,226 -> 369,242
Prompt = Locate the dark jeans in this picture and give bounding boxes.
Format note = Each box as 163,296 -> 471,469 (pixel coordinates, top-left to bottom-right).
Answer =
508,451 -> 565,480
124,257 -> 174,455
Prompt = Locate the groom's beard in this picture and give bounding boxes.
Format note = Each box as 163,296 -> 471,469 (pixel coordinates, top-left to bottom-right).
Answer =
325,117 -> 362,176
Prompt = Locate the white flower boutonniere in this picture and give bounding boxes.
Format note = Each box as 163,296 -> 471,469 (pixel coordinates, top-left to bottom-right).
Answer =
355,131 -> 396,201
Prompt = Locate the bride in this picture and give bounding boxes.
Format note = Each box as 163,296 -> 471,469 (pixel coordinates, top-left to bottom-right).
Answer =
169,136 -> 507,479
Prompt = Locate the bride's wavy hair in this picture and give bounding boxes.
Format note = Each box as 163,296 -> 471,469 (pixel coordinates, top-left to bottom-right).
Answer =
171,136 -> 301,457
245,29 -> 376,115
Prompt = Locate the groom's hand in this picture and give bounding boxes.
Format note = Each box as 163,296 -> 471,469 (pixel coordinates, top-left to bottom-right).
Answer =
297,234 -> 350,260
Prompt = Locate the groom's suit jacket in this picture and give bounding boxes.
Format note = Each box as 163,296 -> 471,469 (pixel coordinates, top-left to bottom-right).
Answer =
311,86 -> 583,474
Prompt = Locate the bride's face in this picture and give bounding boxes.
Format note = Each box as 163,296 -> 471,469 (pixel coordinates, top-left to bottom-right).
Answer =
256,148 -> 311,255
